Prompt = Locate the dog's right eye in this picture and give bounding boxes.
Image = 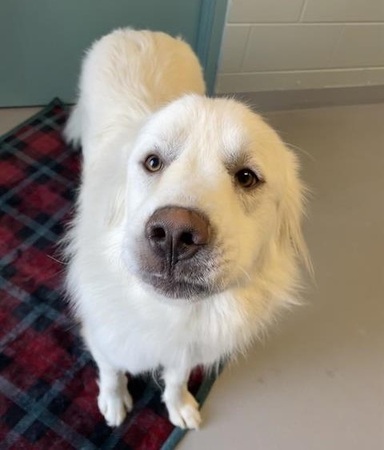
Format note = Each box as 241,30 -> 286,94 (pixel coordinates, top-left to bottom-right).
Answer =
144,155 -> 163,172
235,168 -> 260,189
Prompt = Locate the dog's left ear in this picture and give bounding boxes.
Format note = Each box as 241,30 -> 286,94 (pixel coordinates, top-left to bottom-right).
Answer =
277,150 -> 312,274
106,186 -> 126,227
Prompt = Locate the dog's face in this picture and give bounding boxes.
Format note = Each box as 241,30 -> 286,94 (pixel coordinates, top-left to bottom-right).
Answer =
121,95 -> 305,300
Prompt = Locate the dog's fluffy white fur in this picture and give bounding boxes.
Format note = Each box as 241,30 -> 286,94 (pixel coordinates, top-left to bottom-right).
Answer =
64,28 -> 309,430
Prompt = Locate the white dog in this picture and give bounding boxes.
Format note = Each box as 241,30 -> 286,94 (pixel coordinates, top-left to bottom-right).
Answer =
64,28 -> 309,430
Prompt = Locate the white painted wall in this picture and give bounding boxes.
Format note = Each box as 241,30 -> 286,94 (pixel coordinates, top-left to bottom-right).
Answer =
217,0 -> 384,93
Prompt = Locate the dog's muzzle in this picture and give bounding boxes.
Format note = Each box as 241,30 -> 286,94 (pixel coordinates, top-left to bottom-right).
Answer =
139,206 -> 214,298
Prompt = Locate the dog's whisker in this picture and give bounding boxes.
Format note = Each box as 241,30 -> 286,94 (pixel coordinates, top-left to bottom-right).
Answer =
47,254 -> 68,265
281,141 -> 316,162
237,265 -> 252,282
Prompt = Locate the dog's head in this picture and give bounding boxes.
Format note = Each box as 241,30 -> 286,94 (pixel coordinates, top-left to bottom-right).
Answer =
121,95 -> 308,300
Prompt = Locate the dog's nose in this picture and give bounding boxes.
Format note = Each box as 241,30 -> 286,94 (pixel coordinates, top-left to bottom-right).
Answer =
145,207 -> 210,262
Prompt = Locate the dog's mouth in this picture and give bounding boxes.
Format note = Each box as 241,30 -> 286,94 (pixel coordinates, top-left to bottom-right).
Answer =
141,272 -> 214,299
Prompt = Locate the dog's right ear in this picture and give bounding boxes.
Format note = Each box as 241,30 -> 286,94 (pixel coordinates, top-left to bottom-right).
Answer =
276,150 -> 312,275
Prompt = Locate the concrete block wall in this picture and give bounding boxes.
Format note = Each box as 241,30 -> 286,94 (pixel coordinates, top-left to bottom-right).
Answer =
217,0 -> 384,93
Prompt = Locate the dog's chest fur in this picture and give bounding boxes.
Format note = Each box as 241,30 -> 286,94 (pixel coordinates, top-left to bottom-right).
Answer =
79,269 -> 252,374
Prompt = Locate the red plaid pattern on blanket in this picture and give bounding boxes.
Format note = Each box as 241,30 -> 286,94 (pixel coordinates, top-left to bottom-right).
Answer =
0,99 -> 217,450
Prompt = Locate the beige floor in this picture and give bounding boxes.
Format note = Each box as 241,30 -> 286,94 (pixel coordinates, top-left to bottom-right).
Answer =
0,107 -> 41,135
180,103 -> 384,450
1,103 -> 383,449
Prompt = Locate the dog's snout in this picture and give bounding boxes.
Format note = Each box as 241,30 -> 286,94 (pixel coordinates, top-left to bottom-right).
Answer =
145,207 -> 210,262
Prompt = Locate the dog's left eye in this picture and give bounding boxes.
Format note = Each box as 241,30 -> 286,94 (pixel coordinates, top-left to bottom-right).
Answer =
235,168 -> 259,189
144,155 -> 163,172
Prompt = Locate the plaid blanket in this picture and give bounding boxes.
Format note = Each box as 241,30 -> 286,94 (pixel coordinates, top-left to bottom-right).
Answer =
0,99 -> 217,449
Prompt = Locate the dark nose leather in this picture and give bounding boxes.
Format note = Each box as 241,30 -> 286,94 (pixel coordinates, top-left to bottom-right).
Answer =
145,207 -> 210,263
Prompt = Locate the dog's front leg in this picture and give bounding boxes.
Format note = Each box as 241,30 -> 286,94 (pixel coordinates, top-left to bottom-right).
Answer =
162,365 -> 201,430
97,366 -> 132,427
88,342 -> 132,427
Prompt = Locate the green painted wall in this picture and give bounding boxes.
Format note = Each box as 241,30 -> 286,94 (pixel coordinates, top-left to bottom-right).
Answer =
0,0 -> 227,106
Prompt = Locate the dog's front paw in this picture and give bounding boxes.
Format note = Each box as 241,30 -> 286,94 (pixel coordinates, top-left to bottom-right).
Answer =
166,391 -> 202,430
98,388 -> 132,427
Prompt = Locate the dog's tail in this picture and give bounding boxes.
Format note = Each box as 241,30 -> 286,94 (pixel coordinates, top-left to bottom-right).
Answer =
63,102 -> 83,148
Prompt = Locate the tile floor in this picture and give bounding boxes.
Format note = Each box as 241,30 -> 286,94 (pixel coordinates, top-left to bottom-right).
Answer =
1,103 -> 383,450
0,107 -> 41,135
